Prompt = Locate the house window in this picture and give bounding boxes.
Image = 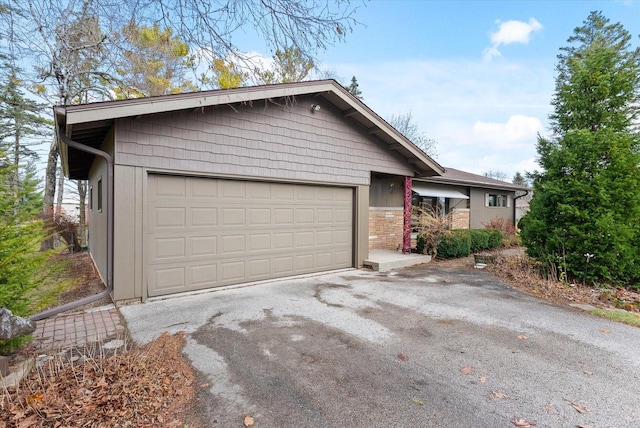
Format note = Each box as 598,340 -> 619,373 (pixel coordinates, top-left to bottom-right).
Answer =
97,178 -> 103,212
486,193 -> 509,207
89,186 -> 93,211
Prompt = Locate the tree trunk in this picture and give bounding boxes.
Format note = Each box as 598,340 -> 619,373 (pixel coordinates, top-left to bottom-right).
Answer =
55,163 -> 64,219
40,139 -> 59,251
77,180 -> 87,247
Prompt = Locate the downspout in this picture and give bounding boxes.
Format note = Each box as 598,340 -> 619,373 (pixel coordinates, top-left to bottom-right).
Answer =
30,126 -> 114,321
513,189 -> 529,227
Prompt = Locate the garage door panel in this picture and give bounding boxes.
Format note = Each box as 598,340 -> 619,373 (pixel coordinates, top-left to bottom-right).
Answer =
316,230 -> 333,245
191,208 -> 217,226
146,175 -> 353,297
221,261 -> 245,281
155,267 -> 185,290
247,259 -> 271,278
296,231 -> 315,247
222,181 -> 246,198
334,250 -> 352,265
274,208 -> 294,224
249,182 -> 271,199
316,253 -> 333,267
274,256 -> 294,274
221,208 -> 246,226
191,178 -> 218,198
191,236 -> 217,256
221,235 -> 246,253
248,208 -> 271,225
297,208 -> 314,223
155,207 -> 186,228
155,237 -> 186,259
247,234 -> 271,252
296,254 -> 314,270
190,264 -> 217,285
273,232 -> 293,249
155,176 -> 186,196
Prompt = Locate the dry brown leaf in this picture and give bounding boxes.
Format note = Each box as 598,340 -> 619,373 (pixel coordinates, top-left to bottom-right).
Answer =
577,425 -> 594,428
600,329 -> 611,334
459,366 -> 474,375
26,392 -> 43,404
517,334 -> 527,340
95,377 -> 108,388
398,353 -> 409,361
571,402 -> 590,414
200,383 -> 210,388
244,415 -> 255,426
479,376 -> 486,384
544,403 -> 553,413
492,390 -> 509,399
512,418 -> 536,427
583,370 -> 593,375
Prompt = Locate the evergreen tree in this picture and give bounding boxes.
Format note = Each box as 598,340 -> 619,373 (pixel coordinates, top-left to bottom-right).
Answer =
521,12 -> 640,286
512,171 -> 528,186
346,75 -> 362,99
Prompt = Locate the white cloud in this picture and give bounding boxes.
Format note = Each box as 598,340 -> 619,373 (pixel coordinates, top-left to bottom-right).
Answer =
483,18 -> 543,61
470,115 -> 543,149
320,57 -> 554,178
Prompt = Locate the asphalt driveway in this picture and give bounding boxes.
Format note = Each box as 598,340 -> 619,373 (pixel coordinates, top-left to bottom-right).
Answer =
120,264 -> 640,427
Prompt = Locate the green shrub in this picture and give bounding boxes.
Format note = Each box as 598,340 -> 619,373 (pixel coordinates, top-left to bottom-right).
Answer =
0,157 -> 50,353
487,229 -> 503,249
437,230 -> 471,259
469,229 -> 490,252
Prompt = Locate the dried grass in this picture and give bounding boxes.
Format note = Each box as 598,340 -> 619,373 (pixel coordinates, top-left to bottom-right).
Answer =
487,253 -> 640,312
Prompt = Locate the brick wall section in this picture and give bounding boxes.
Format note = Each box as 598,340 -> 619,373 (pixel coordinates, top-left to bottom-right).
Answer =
115,95 -> 413,186
369,208 -> 404,250
449,208 -> 470,229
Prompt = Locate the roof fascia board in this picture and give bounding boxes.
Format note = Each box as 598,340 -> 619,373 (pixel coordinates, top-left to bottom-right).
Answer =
56,80 -> 444,175
416,177 -> 528,192
61,81 -> 337,125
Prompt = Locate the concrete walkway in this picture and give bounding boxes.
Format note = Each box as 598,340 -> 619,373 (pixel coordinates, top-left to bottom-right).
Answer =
33,305 -> 125,351
363,249 -> 431,272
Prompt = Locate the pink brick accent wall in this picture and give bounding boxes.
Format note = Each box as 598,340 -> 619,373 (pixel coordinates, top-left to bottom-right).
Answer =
369,208 -> 404,250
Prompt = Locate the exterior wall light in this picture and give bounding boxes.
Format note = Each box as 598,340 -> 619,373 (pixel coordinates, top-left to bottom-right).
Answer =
311,104 -> 321,112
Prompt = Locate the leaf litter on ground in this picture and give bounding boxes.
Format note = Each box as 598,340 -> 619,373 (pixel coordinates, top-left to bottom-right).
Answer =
1,332 -> 199,427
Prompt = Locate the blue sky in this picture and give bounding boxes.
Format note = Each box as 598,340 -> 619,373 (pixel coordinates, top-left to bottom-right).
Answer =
237,0 -> 640,180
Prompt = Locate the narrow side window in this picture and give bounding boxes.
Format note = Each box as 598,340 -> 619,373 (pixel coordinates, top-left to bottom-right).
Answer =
89,186 -> 93,211
97,178 -> 103,212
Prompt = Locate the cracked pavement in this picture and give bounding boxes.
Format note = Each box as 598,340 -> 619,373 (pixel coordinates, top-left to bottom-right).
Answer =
121,265 -> 640,427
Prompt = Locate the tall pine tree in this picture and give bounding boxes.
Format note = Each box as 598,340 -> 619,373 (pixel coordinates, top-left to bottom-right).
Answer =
522,12 -> 640,286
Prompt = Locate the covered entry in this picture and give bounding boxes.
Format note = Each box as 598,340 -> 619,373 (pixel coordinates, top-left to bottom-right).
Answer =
145,174 -> 354,296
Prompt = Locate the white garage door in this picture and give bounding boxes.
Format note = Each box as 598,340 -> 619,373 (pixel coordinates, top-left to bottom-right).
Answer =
146,174 -> 353,297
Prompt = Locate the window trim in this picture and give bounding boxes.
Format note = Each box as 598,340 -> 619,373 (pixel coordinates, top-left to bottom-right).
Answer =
485,192 -> 511,208
97,177 -> 103,212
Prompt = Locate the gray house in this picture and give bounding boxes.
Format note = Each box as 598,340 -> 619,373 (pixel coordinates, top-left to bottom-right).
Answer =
413,168 -> 529,229
55,80 -> 442,302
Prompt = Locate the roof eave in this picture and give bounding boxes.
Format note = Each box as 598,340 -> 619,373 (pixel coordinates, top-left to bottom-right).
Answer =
57,80 -> 444,178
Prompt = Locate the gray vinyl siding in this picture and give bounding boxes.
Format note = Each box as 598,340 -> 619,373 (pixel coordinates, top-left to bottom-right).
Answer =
114,95 -> 413,185
469,187 -> 515,229
87,128 -> 114,288
369,175 -> 404,207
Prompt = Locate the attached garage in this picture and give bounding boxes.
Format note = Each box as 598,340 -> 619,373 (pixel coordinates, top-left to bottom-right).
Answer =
146,174 -> 353,296
55,80 -> 443,303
